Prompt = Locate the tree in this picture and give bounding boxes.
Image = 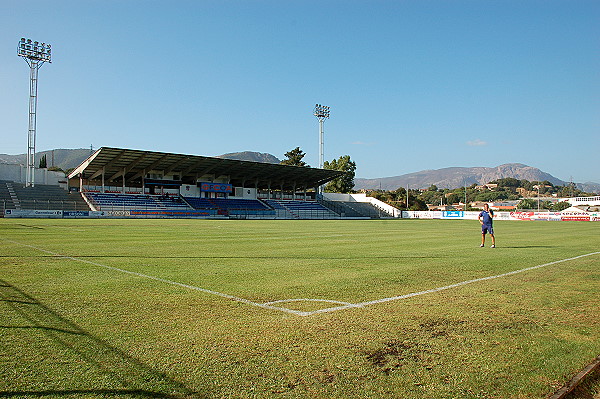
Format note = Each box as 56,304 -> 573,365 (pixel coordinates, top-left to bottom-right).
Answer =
490,178 -> 520,189
323,155 -> 356,193
474,191 -> 508,202
38,154 -> 47,169
445,193 -> 462,205
280,147 -> 309,167
408,196 -> 428,211
517,199 -> 537,210
420,190 -> 442,205
551,201 -> 571,211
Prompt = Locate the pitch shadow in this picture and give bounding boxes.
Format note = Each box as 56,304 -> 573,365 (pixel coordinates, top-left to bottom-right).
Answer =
0,279 -> 204,398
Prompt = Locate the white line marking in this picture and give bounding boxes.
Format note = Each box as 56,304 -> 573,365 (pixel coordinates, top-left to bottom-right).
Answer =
4,240 -> 598,317
4,240 -> 305,316
300,251 -> 600,316
263,298 -> 353,306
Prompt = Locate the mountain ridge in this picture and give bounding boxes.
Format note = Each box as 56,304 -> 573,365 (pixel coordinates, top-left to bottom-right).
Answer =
216,151 -> 281,164
354,163 -> 600,193
1,149 -> 597,193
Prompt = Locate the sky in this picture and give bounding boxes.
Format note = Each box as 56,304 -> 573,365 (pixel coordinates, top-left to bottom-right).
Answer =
1,0 -> 599,183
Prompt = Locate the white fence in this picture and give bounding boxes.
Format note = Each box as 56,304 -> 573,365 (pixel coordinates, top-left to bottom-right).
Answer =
566,196 -> 600,206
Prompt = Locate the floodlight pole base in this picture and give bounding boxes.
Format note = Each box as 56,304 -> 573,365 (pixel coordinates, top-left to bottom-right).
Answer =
24,59 -> 44,188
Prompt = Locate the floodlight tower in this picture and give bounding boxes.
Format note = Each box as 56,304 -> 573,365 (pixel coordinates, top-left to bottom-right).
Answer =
314,104 -> 330,169
17,38 -> 52,187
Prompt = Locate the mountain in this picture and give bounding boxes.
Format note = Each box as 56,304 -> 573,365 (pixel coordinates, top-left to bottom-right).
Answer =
216,151 -> 280,164
578,182 -> 600,194
0,149 -> 281,169
0,148 -> 92,170
354,163 -> 592,191
2,149 -> 598,193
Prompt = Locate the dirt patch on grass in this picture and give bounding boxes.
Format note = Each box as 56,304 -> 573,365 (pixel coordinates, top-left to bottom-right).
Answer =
363,339 -> 439,375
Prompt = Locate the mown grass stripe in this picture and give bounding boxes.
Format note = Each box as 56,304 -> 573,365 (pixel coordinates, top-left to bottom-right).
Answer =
5,239 -> 597,317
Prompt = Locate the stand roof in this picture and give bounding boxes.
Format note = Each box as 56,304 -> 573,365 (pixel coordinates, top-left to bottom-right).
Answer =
68,147 -> 344,190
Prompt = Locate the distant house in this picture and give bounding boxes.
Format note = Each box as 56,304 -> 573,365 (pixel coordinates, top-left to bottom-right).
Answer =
426,204 -> 455,211
475,183 -> 498,191
470,201 -> 518,211
452,203 -> 466,210
490,204 -> 517,211
470,201 -> 488,210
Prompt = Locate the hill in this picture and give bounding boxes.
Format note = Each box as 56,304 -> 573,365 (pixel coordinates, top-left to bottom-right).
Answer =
354,163 -> 599,192
216,151 -> 280,164
2,149 -> 597,193
0,148 -> 92,171
0,149 -> 281,170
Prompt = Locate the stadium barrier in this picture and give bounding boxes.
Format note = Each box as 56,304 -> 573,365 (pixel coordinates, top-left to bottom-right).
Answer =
402,211 -> 599,222
4,210 -> 103,218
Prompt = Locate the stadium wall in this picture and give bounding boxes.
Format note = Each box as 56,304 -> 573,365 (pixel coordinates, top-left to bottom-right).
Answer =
323,193 -> 400,217
403,210 -> 600,222
0,164 -> 66,187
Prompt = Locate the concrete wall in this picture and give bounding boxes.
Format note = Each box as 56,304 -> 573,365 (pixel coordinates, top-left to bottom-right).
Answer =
322,192 -> 401,217
0,164 -> 66,186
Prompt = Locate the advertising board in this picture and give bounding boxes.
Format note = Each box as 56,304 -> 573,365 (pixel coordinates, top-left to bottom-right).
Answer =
129,209 -> 215,218
442,211 -> 464,218
4,209 -> 62,218
199,183 -> 233,193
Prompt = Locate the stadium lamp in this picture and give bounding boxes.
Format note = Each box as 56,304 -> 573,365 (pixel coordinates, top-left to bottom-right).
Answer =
17,38 -> 52,63
314,104 -> 330,119
314,104 -> 331,191
17,37 -> 52,187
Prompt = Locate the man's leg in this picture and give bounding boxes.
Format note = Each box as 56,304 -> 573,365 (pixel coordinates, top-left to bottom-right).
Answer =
481,233 -> 486,247
490,233 -> 495,247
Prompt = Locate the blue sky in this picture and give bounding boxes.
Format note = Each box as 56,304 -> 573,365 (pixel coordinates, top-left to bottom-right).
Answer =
1,0 -> 599,183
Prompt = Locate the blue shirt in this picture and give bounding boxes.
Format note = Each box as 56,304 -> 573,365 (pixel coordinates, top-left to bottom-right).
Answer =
479,210 -> 494,225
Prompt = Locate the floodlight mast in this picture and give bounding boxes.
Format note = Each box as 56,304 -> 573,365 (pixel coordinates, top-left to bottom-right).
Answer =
314,104 -> 330,169
17,38 -> 52,187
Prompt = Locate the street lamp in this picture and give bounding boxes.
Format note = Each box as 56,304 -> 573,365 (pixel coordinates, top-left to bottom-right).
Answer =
17,38 -> 52,187
314,104 -> 330,169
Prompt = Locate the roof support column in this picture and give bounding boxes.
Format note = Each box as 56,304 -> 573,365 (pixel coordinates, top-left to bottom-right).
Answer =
101,167 -> 105,193
292,182 -> 296,200
241,178 -> 246,198
79,173 -> 83,192
142,170 -> 145,194
122,168 -> 126,194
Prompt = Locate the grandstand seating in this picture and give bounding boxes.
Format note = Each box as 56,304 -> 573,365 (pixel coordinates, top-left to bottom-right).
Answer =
323,201 -> 390,218
0,181 -> 17,211
0,181 -> 90,211
184,197 -> 275,217
184,197 -> 270,210
85,192 -> 192,211
263,199 -> 340,219
0,183 -> 387,219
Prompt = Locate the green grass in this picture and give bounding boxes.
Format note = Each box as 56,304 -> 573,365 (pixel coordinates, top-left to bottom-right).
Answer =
0,218 -> 598,398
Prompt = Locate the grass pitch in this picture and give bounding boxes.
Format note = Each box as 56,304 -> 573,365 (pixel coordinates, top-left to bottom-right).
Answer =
0,218 -> 598,398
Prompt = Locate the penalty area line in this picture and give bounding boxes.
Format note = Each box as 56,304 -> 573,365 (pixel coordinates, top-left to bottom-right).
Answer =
3,240 -> 306,316
4,240 -> 599,317
300,251 -> 600,316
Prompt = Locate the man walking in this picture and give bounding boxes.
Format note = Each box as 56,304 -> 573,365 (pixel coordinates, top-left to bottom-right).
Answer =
478,203 -> 496,248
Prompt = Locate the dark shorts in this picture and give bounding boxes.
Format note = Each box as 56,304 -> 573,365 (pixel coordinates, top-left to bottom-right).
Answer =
482,224 -> 494,235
